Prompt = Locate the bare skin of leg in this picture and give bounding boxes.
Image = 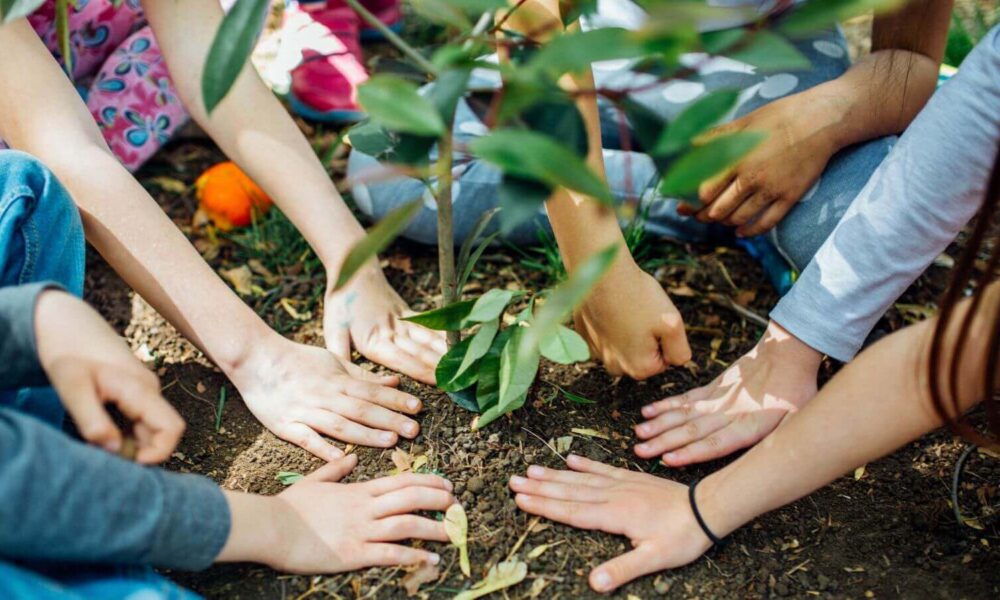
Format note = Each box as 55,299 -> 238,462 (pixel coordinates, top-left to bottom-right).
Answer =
634,320 -> 823,466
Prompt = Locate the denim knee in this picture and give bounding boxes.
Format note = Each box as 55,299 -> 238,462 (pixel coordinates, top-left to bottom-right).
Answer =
0,151 -> 85,295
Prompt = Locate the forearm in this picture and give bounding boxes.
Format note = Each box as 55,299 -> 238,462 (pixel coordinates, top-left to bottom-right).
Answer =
503,0 -> 630,273
216,491 -> 282,565
0,19 -> 272,371
703,284 -> 999,537
142,0 -> 365,269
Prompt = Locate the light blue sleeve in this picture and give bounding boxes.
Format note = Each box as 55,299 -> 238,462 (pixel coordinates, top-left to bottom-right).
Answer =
770,25 -> 1000,362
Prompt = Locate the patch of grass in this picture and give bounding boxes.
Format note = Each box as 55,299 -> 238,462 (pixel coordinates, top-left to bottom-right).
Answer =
511,206 -> 684,285
945,3 -> 999,67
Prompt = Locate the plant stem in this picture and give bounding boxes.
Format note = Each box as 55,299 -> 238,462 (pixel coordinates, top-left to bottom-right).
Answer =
435,129 -> 460,347
342,0 -> 439,76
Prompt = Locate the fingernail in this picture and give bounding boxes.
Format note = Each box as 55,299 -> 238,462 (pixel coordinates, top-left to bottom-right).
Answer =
443,480 -> 453,491
510,475 -> 527,486
636,424 -> 648,435
664,452 -> 677,462
428,553 -> 440,565
404,423 -> 419,437
330,447 -> 345,458
636,443 -> 649,453
380,432 -> 396,444
526,465 -> 544,477
407,398 -> 420,411
593,571 -> 612,590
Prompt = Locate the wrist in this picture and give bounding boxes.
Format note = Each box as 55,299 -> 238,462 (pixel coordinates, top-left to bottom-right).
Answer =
757,320 -> 823,372
216,491 -> 284,565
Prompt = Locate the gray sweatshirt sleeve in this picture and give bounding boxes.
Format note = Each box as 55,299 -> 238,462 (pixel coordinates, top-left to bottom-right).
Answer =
0,282 -> 59,389
0,407 -> 231,570
770,26 -> 1000,362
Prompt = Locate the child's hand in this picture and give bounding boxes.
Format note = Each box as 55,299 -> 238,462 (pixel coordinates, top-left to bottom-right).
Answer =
325,268 -> 448,385
575,260 -> 691,380
221,454 -> 455,572
234,335 -> 425,461
34,290 -> 185,463
509,454 -> 712,592
681,92 -> 840,237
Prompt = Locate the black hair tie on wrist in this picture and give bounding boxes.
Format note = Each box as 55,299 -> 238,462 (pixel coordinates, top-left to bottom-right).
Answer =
689,479 -> 724,547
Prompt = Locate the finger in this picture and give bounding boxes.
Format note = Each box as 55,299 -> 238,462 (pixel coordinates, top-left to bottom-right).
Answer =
304,454 -> 359,482
325,322 -> 353,361
697,171 -> 735,205
509,474 -> 608,503
374,487 -> 456,517
737,198 -> 794,238
336,396 -> 421,439
100,368 -> 185,464
59,377 -> 122,453
640,387 -> 712,420
281,422 -> 345,461
724,191 -> 773,227
565,453 -> 640,481
698,177 -> 752,223
363,473 -> 454,495
522,464 -> 615,488
363,543 -> 441,568
661,422 -> 752,467
308,410 -> 400,448
657,312 -> 692,366
635,406 -> 697,441
363,342 -> 437,386
590,547 -> 659,593
344,379 -> 423,415
633,413 -> 731,459
372,515 -> 450,543
343,362 -> 400,387
514,493 -> 603,530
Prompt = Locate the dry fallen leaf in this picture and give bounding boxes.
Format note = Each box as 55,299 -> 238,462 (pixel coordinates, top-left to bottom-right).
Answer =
455,560 -> 528,600
279,297 -> 312,321
571,427 -> 610,440
553,436 -> 573,454
221,265 -> 254,296
529,577 -> 549,598
391,448 -> 412,474
401,561 -> 439,596
668,284 -> 697,297
146,176 -> 188,194
854,465 -> 866,480
445,504 -> 471,577
526,540 -> 563,560
248,259 -> 279,285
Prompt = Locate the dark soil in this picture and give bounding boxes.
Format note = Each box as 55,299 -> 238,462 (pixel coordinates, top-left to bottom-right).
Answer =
82,127 -> 1000,600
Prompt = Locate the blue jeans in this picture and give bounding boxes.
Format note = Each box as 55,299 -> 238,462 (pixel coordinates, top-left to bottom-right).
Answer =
0,150 -> 198,600
347,28 -> 895,277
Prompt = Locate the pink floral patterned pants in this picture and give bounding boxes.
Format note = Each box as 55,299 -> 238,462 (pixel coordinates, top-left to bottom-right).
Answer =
1,0 -> 188,171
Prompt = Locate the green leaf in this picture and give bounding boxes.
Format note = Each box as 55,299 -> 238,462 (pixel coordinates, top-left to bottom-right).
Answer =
436,336 -> 479,392
457,207 -> 500,289
410,0 -> 471,29
447,387 -> 480,412
475,389 -> 527,430
426,68 -> 472,125
471,130 -> 612,205
467,289 -> 517,323
348,120 -> 395,157
558,386 -> 597,405
458,231 -> 500,292
358,75 -> 446,136
780,0 -> 906,36
55,0 -> 71,75
386,133 -> 437,166
725,31 -> 810,73
522,98 -> 588,158
658,131 -> 766,197
621,98 -> 668,155
498,325 -> 540,412
476,327 -> 512,411
700,28 -> 747,54
528,28 -> 646,77
521,245 -> 619,353
498,175 -> 550,235
333,199 -> 422,291
452,318 -> 500,383
653,89 -> 739,156
202,0 -> 270,114
0,0 -> 45,23
276,471 -> 304,485
539,325 -> 590,364
404,299 -> 477,330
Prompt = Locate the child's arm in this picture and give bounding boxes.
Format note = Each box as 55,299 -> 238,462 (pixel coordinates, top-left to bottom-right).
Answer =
504,0 -> 691,380
510,282 -> 999,593
140,0 -> 445,384
0,19 -> 423,460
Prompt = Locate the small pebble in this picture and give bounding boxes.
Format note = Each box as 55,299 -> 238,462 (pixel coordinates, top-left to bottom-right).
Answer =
467,476 -> 485,494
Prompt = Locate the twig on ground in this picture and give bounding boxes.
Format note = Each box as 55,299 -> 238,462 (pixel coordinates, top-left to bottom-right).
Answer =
521,427 -> 566,462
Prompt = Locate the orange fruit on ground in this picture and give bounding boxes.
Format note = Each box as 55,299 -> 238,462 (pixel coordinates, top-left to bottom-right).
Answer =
195,161 -> 273,230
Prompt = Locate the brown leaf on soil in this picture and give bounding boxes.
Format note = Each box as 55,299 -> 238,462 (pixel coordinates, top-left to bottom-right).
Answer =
248,259 -> 279,285
734,289 -> 757,307
571,428 -> 610,440
401,562 -> 440,596
668,284 -> 697,297
387,254 -> 414,274
221,265 -> 254,296
146,176 -> 188,195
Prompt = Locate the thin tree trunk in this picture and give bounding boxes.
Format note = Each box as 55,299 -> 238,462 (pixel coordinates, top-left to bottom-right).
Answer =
435,129 -> 459,347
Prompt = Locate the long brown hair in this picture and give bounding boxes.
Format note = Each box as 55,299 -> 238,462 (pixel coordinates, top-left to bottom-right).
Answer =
929,146 -> 1000,451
